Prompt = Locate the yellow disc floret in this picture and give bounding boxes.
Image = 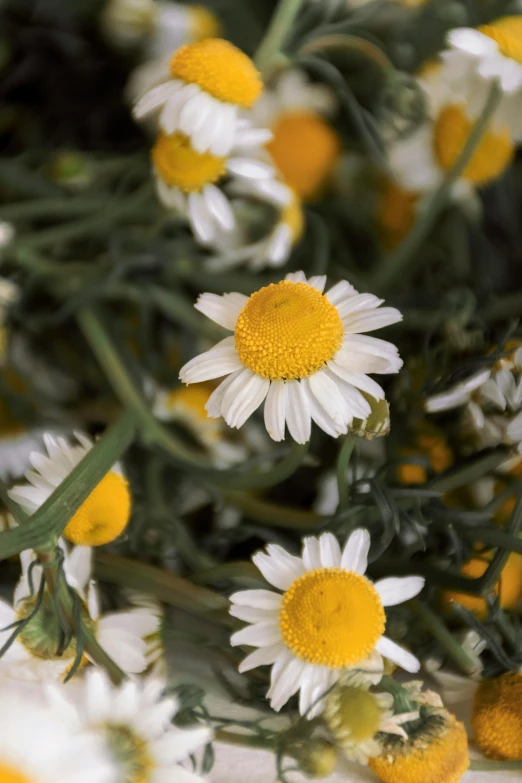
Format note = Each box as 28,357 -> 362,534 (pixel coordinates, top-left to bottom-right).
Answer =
234,281 -> 344,381
369,712 -> 469,783
64,470 -> 131,546
267,111 -> 341,201
152,131 -> 227,192
472,673 -> 522,760
169,38 -> 262,107
441,552 -> 522,618
0,765 -> 31,783
189,6 -> 221,41
479,17 -> 522,64
433,104 -> 514,187
279,567 -> 385,669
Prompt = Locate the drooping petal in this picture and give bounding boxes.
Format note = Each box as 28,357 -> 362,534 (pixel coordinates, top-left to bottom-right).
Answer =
264,380 -> 287,442
376,635 -> 420,673
179,337 -> 243,384
221,369 -> 270,428
285,380 -> 311,444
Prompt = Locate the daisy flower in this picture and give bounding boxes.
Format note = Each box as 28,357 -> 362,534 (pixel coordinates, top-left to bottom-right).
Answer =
0,688 -> 115,783
388,66 -> 515,199
179,272 -> 403,444
206,188 -> 305,271
134,38 -> 263,155
151,125 -> 277,245
369,708 -> 469,783
153,382 -> 247,465
0,544 -> 160,680
48,668 -> 212,783
444,17 -> 522,141
254,69 -> 340,202
472,672 -> 522,761
229,529 -> 424,718
324,678 -> 419,764
8,432 -> 132,547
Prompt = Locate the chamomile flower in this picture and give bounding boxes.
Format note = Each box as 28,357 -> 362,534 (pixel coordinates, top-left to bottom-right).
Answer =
254,69 -> 340,201
472,672 -> 522,760
134,38 -> 263,155
153,382 -> 247,465
8,432 -> 132,547
179,272 -> 403,444
48,669 -> 212,783
388,67 -> 515,199
0,689 -> 116,783
324,679 -> 418,764
369,709 -> 469,783
152,126 -> 277,244
229,529 -> 424,718
0,544 -> 160,680
444,17 -> 522,140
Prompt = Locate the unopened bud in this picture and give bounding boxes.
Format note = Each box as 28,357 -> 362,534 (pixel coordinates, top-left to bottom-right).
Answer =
295,739 -> 338,779
352,395 -> 391,440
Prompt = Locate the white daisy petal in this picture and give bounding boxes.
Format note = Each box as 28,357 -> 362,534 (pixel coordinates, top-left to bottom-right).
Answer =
195,292 -> 247,330
179,337 -> 243,383
238,642 -> 285,673
230,590 -> 283,609
376,636 -> 420,673
341,529 -> 370,574
230,621 -> 281,648
264,380 -> 287,442
221,369 -> 270,428
374,576 -> 425,606
285,380 -> 311,444
252,546 -> 304,591
318,533 -> 342,568
302,536 -> 322,570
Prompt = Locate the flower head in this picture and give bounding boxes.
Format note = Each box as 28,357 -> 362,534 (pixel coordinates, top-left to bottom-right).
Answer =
229,529 -> 424,717
179,272 -> 402,443
472,672 -> 522,760
152,126 -> 277,245
134,38 -> 262,155
444,17 -> 522,140
8,433 -> 131,547
48,668 -> 212,783
369,709 -> 469,783
324,678 -> 418,764
389,67 -> 514,198
0,687 -> 115,783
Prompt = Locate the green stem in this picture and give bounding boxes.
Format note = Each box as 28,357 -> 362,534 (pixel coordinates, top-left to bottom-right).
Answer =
380,675 -> 415,713
470,760 -> 522,771
428,449 -> 509,494
1,196 -> 104,221
95,551 -> 233,626
409,600 -> 480,676
216,730 -> 274,750
16,183 -> 153,250
0,409 -> 137,559
457,526 -> 522,553
371,81 -> 503,292
336,433 -> 357,511
219,490 -> 323,529
254,0 -> 304,72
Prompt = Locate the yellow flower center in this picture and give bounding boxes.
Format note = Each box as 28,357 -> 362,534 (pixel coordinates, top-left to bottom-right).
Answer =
165,383 -> 214,422
279,567 -> 385,669
369,713 -> 469,783
433,104 -> 514,187
234,281 -> 344,381
282,196 -> 305,243
472,673 -> 522,760
189,6 -> 221,41
105,724 -> 153,783
169,38 -> 262,107
378,179 -> 418,250
152,131 -> 226,192
479,17 -> 522,64
332,687 -> 383,742
267,111 -> 341,201
441,552 -> 522,618
64,470 -> 131,547
0,765 -> 31,783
